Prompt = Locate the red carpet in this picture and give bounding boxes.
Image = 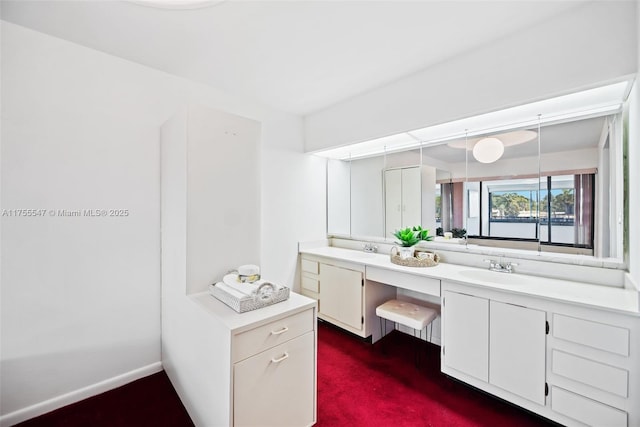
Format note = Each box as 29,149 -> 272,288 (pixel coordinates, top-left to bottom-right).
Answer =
15,371 -> 193,427
17,321 -> 556,426
316,320 -> 556,427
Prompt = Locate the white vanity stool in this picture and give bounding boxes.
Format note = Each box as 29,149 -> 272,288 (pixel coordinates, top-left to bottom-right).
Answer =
376,299 -> 437,366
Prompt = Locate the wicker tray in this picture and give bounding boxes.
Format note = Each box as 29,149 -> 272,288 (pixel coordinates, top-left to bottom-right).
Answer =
390,247 -> 440,267
209,283 -> 290,313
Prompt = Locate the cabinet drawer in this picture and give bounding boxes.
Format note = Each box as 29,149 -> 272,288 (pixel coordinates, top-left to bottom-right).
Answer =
301,258 -> 319,275
553,314 -> 629,356
302,275 -> 319,293
234,309 -> 313,363
234,331 -> 315,427
552,350 -> 628,397
551,386 -> 627,427
367,266 -> 440,296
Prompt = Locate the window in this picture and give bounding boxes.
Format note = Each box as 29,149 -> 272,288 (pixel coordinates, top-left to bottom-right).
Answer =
441,173 -> 595,250
540,174 -> 594,247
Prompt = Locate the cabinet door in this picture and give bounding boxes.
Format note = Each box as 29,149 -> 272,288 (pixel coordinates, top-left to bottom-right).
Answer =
401,167 -> 421,228
384,169 -> 402,236
234,331 -> 315,427
490,300 -> 546,405
319,264 -> 363,330
443,291 -> 489,382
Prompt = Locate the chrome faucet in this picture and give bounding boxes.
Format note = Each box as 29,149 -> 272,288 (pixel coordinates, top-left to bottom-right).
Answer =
484,258 -> 518,273
363,243 -> 378,253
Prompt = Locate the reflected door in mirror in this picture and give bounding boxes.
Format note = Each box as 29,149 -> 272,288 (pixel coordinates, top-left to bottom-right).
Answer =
385,167 -> 421,237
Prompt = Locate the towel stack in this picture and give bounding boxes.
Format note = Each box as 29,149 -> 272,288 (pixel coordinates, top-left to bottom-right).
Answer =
210,264 -> 290,312
214,272 -> 282,302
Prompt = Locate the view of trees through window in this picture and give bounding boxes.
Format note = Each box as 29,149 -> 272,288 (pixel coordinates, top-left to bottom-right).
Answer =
490,188 -> 576,221
452,174 -> 594,247
490,191 -> 539,220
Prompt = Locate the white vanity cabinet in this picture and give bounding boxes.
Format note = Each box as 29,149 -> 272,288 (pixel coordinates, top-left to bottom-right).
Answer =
442,285 -> 546,406
299,246 -> 640,426
300,255 -> 395,341
442,291 -> 489,382
547,309 -> 638,427
442,280 -> 640,427
319,263 -> 364,330
490,300 -> 546,405
233,313 -> 315,427
188,293 -> 317,427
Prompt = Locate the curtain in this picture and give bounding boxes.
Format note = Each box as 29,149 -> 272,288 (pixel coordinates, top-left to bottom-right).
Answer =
574,174 -> 594,247
441,183 -> 452,232
441,182 -> 465,232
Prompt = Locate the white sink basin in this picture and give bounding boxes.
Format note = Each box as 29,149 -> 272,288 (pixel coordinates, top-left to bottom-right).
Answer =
457,269 -> 534,285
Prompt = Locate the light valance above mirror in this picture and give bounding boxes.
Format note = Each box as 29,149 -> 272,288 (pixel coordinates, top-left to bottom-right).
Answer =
312,81 -> 628,160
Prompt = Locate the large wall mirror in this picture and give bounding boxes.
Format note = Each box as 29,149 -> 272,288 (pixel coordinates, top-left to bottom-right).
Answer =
325,96 -> 627,263
328,148 -> 440,240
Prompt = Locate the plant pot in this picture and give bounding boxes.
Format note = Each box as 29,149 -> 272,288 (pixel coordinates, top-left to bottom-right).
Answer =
398,246 -> 415,260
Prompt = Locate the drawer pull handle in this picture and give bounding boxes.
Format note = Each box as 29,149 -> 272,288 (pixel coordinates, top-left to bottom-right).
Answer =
270,326 -> 289,336
271,353 -> 289,364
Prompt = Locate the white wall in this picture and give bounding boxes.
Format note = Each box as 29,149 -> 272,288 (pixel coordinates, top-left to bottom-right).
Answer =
160,106 -> 263,426
260,121 -> 326,291
0,21 -> 325,424
305,1 -> 638,151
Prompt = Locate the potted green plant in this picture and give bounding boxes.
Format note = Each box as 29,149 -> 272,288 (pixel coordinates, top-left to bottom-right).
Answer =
412,225 -> 434,242
393,227 -> 419,259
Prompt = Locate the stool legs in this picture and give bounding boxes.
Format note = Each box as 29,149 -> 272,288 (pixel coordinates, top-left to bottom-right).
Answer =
378,316 -> 384,353
414,326 -> 430,368
377,316 -> 434,369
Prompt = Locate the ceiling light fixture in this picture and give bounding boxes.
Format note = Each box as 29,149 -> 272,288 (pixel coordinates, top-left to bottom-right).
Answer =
472,137 -> 504,163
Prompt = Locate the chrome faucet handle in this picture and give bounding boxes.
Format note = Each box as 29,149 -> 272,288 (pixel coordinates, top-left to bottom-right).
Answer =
483,259 -> 497,269
362,243 -> 378,253
505,262 -> 518,273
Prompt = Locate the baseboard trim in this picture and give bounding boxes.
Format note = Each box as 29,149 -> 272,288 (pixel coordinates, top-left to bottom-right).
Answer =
0,361 -> 163,427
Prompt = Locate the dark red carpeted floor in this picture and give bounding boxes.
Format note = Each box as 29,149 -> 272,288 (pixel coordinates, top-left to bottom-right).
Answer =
15,370 -> 194,427
316,320 -> 555,427
18,321 -> 556,426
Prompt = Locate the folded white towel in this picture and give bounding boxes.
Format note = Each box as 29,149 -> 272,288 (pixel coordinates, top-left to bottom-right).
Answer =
214,282 -> 247,300
222,273 -> 281,297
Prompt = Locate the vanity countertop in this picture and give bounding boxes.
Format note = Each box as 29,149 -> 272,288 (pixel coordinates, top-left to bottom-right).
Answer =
300,246 -> 640,315
190,291 -> 316,333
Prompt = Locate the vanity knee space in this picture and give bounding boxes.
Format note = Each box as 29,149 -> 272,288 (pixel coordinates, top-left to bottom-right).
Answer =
299,254 -> 441,344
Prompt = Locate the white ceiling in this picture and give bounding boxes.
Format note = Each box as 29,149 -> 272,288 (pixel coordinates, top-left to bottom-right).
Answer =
0,0 -> 589,116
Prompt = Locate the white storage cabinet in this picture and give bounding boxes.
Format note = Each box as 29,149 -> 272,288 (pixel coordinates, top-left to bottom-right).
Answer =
441,280 -> 640,427
300,255 -> 395,342
442,287 -> 546,405
191,293 -> 317,427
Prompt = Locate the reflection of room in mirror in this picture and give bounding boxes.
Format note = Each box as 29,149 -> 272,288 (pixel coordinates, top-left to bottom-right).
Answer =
327,150 -> 438,241
433,116 -> 618,258
326,113 -> 624,260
